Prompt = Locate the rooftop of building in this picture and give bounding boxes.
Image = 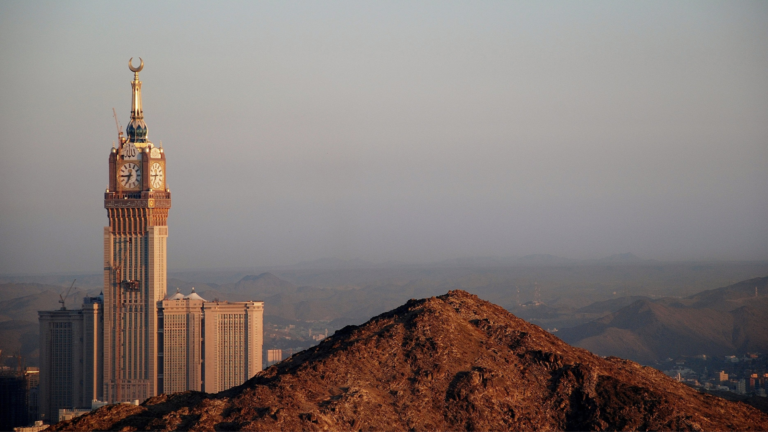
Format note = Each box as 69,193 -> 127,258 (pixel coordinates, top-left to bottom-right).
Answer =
165,287 -> 207,302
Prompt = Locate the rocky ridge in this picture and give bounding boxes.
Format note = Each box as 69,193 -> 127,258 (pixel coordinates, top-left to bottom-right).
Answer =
51,290 -> 768,431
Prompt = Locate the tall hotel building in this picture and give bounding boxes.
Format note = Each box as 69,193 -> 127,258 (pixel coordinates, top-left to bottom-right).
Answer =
159,291 -> 264,394
38,60 -> 263,422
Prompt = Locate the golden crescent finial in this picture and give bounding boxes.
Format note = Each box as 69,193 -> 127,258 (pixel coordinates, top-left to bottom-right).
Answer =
128,57 -> 144,73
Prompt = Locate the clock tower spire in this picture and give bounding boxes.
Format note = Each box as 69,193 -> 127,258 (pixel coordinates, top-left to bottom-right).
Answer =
103,59 -> 170,402
126,57 -> 148,145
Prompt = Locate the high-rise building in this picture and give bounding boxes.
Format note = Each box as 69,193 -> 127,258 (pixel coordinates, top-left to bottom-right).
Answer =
24,368 -> 39,423
201,300 -> 263,393
38,295 -> 102,422
157,290 -> 264,394
102,57 -> 170,403
38,60 -> 264,419
158,289 -> 205,393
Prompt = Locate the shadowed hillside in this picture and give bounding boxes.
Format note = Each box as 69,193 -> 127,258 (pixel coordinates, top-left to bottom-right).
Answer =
50,291 -> 767,431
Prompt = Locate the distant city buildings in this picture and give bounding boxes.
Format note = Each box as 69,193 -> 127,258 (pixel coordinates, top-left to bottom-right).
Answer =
13,420 -> 47,432
57,408 -> 91,423
267,349 -> 283,366
737,379 -> 747,395
309,328 -> 328,342
660,355 -> 768,401
33,61 -> 264,427
0,367 -> 39,430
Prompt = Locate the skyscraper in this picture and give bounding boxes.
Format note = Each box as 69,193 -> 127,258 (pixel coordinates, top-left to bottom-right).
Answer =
158,289 -> 204,393
38,294 -> 102,422
201,300 -> 263,393
102,58 -> 170,403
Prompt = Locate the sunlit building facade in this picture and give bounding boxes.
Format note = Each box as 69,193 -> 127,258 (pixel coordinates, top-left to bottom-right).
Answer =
158,291 -> 264,394
37,60 -> 263,421
202,301 -> 264,393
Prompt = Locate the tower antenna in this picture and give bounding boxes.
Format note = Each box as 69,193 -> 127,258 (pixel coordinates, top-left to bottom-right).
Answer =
58,279 -> 76,310
112,108 -> 125,145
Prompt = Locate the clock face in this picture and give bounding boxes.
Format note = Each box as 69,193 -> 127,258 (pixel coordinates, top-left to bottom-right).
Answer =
150,163 -> 164,189
118,163 -> 141,188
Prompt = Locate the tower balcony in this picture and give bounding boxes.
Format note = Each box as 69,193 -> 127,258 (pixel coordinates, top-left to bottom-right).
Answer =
104,191 -> 171,200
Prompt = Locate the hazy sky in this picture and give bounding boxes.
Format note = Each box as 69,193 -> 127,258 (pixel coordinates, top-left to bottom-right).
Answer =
1,1 -> 767,274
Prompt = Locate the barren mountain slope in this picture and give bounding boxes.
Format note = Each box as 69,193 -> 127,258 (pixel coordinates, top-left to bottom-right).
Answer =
558,277 -> 768,363
558,299 -> 737,363
51,291 -> 767,431
684,276 -> 768,310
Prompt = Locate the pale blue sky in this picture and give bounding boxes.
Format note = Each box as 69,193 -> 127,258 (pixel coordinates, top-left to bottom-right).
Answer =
1,1 -> 767,273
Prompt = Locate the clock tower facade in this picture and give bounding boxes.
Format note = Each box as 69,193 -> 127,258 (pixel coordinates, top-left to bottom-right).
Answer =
103,58 -> 170,402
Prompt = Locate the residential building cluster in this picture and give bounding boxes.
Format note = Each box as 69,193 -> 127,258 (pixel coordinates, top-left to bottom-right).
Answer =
661,353 -> 768,397
264,323 -> 331,356
37,289 -> 264,422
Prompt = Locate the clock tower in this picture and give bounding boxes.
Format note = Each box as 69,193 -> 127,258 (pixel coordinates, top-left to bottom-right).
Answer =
103,58 -> 170,402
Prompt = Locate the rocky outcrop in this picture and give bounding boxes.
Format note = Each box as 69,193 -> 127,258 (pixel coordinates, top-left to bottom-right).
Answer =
51,290 -> 768,431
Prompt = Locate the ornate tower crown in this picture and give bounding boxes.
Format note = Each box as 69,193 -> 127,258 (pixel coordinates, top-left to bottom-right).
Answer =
126,57 -> 148,144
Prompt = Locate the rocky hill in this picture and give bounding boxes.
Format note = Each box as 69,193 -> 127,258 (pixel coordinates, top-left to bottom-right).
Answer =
50,290 -> 766,431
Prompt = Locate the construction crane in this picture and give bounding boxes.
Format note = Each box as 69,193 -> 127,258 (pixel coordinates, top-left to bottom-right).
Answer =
112,108 -> 125,145
113,239 -> 141,292
58,279 -> 76,310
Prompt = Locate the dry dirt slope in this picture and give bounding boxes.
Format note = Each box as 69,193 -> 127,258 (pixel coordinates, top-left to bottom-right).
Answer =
51,290 -> 768,431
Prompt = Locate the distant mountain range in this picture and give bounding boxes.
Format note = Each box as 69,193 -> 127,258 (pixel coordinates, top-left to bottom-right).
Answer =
197,273 -> 446,323
0,320 -> 38,363
599,253 -> 645,262
435,253 -> 645,267
289,254 -> 644,269
558,277 -> 768,363
2,269 -> 767,369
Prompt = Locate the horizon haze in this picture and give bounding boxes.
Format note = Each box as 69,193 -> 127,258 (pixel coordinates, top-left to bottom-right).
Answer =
1,1 -> 767,274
